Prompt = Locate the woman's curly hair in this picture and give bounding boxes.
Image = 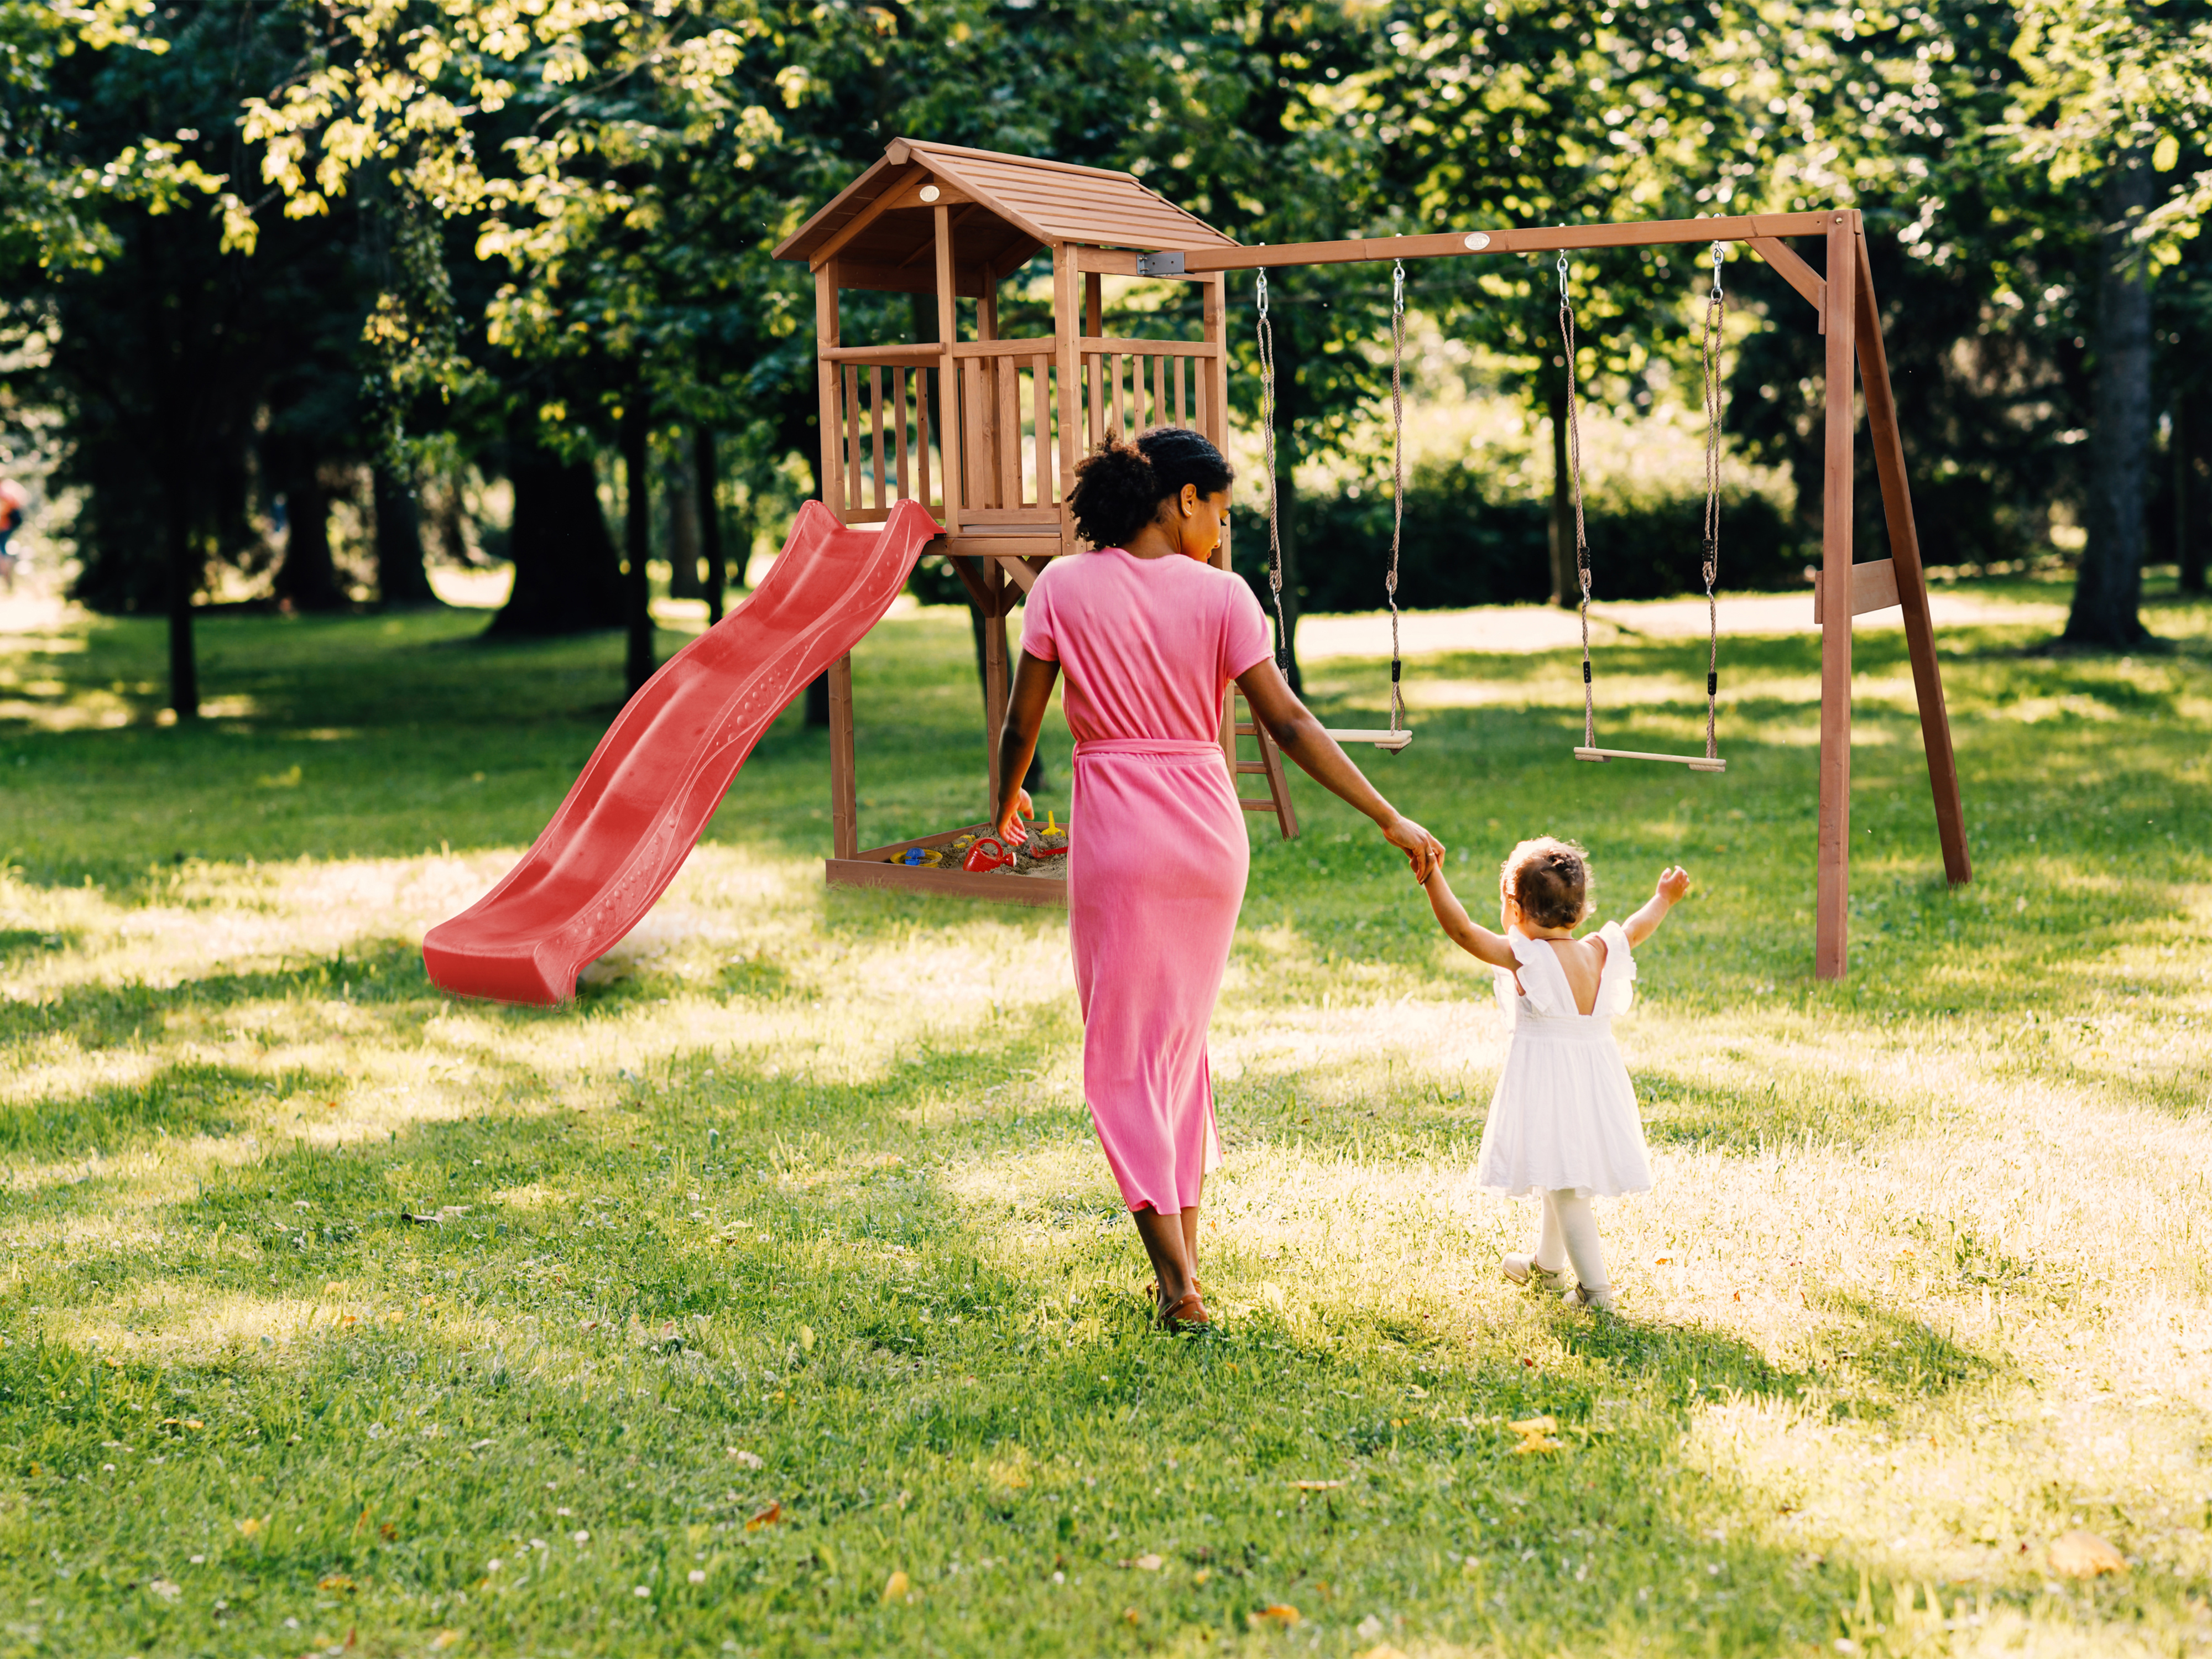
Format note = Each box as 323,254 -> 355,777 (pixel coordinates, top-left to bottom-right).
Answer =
1066,426 -> 1234,549
1500,837 -> 1594,931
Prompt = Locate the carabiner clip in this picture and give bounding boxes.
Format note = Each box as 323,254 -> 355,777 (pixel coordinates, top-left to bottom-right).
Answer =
1256,268 -> 1269,319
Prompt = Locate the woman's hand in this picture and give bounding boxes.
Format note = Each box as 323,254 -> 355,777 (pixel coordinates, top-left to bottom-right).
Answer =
1381,813 -> 1444,883
995,787 -> 1035,846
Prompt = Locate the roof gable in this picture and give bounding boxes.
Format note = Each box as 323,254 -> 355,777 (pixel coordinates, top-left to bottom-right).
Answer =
773,139 -> 1234,278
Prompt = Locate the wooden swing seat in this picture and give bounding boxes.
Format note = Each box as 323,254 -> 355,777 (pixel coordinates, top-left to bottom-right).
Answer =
1573,745 -> 1725,773
1324,728 -> 1414,752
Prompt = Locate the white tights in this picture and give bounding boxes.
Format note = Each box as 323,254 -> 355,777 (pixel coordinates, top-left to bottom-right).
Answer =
1532,1189 -> 1610,1295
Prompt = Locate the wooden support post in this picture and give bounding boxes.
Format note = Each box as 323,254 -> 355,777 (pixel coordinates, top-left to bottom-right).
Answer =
815,264 -> 843,523
1816,210 -> 1859,980
984,557 -> 1009,812
828,653 -> 858,860
933,207 -> 962,535
1854,229 -> 1971,889
1054,245 -> 1080,544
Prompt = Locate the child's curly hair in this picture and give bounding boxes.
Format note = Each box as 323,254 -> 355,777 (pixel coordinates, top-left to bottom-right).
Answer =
1500,837 -> 1593,931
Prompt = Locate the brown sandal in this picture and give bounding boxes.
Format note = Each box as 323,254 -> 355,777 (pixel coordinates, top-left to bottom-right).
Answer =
1159,1290 -> 1212,1331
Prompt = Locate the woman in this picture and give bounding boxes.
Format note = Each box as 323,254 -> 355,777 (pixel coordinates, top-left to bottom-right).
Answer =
994,427 -> 1443,1329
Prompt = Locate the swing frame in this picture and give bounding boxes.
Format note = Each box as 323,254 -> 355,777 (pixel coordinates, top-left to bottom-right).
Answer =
1161,206 -> 1970,979
778,139 -> 1968,978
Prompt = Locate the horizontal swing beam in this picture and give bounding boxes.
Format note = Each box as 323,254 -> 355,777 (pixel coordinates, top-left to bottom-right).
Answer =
1140,211 -> 1837,275
1574,747 -> 1726,773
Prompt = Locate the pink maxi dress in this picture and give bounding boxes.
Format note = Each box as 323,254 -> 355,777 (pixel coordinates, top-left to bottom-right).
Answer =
1019,547 -> 1273,1214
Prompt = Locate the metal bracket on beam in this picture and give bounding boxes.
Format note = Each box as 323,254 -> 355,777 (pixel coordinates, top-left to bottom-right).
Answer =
1134,249 -> 1186,276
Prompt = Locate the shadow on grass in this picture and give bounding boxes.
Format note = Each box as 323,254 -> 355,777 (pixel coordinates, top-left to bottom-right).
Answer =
0,1059 -> 347,1162
1637,1067 -> 1901,1155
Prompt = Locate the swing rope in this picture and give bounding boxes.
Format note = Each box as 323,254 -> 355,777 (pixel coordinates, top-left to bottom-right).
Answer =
1560,253 -> 1596,752
1386,259 -> 1406,735
1256,269 -> 1290,674
1699,240 -> 1725,764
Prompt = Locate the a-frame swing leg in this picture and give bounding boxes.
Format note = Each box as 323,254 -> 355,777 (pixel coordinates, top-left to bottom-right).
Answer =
1815,211 -> 1858,981
1853,228 -> 1971,890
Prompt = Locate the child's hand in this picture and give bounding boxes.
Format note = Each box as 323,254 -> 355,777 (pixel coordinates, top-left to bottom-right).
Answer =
1655,865 -> 1691,905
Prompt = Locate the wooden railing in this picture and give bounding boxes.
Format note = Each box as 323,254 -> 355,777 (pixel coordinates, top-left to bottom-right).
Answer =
825,347 -> 941,524
946,338 -> 1056,523
1079,338 -> 1218,452
822,333 -> 1224,531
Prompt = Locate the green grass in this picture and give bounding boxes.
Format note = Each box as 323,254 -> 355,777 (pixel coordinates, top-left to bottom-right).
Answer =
0,575 -> 2209,1658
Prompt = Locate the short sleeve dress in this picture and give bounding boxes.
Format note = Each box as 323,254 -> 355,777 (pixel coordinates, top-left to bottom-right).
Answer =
1020,548 -> 1274,1214
1472,924 -> 1654,1198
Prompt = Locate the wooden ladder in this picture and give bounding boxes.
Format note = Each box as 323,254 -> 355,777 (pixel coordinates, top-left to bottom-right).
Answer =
1223,687 -> 1298,839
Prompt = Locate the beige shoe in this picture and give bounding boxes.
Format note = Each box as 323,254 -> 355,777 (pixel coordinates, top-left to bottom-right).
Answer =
1562,1282 -> 1616,1313
1502,1253 -> 1570,1290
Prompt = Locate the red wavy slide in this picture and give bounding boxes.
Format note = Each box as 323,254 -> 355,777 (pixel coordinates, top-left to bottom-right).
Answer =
423,498 -> 941,1005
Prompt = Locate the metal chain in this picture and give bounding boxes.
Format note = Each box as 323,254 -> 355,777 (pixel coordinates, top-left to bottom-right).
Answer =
1701,241 -> 1725,762
1256,269 -> 1289,672
1559,253 -> 1594,750
1387,259 -> 1406,733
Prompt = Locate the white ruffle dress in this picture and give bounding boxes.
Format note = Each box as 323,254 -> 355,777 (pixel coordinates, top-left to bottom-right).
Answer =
1474,923 -> 1654,1198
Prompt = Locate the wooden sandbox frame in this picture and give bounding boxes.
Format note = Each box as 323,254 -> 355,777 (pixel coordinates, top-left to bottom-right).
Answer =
776,142 -> 1970,976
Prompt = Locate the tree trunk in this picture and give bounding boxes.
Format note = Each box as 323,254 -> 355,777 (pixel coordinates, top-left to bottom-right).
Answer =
165,478 -> 198,719
372,465 -> 439,607
666,441 -> 702,598
487,424 -> 624,637
696,425 -> 726,624
1547,377 -> 1574,608
1270,329 -> 1304,694
273,466 -> 346,612
2064,159 -> 2155,648
623,392 -> 656,697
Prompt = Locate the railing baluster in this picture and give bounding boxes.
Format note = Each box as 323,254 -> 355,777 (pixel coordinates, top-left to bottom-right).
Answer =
1032,356 -> 1050,507
893,367 -> 910,499
918,366 -> 933,510
843,364 -> 862,513
870,367 -> 887,512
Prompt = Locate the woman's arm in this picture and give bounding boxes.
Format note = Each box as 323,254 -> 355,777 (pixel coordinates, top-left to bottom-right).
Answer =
1233,656 -> 1443,880
1621,865 -> 1692,947
993,648 -> 1061,842
1421,867 -> 1519,968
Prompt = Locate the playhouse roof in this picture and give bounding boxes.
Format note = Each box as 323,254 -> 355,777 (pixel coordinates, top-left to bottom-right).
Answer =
773,139 -> 1235,287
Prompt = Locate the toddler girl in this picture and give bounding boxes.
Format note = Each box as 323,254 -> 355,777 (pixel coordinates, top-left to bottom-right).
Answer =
1421,838 -> 1689,1311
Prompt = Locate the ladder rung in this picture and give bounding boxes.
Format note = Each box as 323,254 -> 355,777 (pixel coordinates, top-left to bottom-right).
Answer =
1573,746 -> 1726,773
1234,761 -> 1269,774
1234,723 -> 1259,737
1239,799 -> 1280,812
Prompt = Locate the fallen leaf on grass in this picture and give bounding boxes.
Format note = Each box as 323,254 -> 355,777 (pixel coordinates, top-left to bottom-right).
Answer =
319,1575 -> 356,1593
881,1570 -> 910,1603
1117,1553 -> 1164,1571
236,1516 -> 267,1540
147,1579 -> 181,1600
2049,1531 -> 2126,1577
745,1501 -> 782,1531
726,1448 -> 764,1469
1288,1480 -> 1343,1491
427,1632 -> 462,1651
1248,1604 -> 1301,1627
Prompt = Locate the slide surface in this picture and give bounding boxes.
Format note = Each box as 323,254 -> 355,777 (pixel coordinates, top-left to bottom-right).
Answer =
423,498 -> 940,1004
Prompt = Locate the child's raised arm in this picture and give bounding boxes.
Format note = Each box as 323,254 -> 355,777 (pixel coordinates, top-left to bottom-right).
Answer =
1422,865 -> 1519,968
1621,865 -> 1692,947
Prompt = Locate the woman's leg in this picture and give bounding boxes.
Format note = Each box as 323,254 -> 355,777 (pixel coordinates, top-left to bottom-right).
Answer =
1178,1173 -> 1203,1280
1548,1190 -> 1611,1296
1133,1206 -> 1195,1307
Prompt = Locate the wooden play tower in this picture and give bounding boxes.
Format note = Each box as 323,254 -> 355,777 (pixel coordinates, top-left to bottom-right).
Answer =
774,138 -> 1970,979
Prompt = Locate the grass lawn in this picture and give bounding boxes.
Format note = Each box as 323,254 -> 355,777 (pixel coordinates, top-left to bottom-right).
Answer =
0,575 -> 2208,1658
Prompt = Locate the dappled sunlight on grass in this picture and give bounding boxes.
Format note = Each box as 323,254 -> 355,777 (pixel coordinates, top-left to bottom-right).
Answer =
0,582 -> 2207,1654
